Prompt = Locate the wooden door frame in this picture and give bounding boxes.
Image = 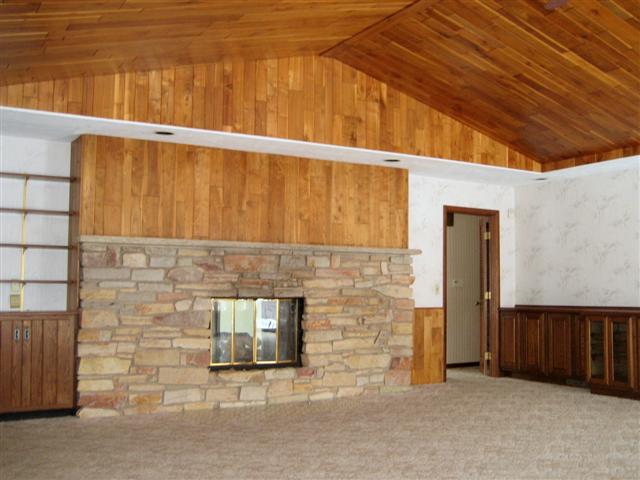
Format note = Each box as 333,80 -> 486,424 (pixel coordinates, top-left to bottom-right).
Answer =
443,205 -> 501,379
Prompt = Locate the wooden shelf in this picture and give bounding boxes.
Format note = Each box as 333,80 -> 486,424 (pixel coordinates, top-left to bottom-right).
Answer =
0,208 -> 75,217
0,280 -> 76,285
0,243 -> 75,250
0,171 -> 76,183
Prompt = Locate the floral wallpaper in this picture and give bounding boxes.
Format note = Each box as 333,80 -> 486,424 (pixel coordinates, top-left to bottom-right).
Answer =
515,164 -> 640,307
409,175 -> 516,308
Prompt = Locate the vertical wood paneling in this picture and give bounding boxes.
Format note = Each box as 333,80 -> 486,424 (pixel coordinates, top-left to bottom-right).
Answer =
541,144 -> 640,172
30,320 -> 43,406
41,319 -> 58,406
412,308 -> 445,385
0,56 -> 542,172
0,321 -> 13,408
77,135 -> 408,248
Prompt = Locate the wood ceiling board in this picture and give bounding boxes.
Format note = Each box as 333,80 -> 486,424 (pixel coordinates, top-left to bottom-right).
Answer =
326,0 -> 640,162
0,1 -> 413,85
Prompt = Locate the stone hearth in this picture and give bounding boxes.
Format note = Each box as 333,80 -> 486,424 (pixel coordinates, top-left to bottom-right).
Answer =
76,236 -> 419,417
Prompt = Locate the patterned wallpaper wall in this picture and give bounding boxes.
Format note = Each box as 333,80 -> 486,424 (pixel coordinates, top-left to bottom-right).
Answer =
409,175 -> 516,308
515,164 -> 640,307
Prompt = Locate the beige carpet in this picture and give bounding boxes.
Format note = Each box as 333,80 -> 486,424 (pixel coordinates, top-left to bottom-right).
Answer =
1,369 -> 639,480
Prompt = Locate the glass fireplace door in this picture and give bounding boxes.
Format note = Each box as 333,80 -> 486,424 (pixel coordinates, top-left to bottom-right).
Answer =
211,298 -> 301,368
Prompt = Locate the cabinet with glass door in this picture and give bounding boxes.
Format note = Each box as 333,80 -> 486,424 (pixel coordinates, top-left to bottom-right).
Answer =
588,315 -> 636,395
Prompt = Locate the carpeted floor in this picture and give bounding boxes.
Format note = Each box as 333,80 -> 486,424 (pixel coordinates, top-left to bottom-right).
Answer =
1,369 -> 639,480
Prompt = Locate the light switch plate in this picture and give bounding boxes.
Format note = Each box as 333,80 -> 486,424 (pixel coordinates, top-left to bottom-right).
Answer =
10,282 -> 20,293
9,294 -> 21,309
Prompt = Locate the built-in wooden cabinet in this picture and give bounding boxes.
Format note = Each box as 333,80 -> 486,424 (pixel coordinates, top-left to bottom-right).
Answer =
521,312 -> 546,375
500,306 -> 639,399
500,309 -> 576,380
588,315 -> 636,395
0,312 -> 77,414
499,311 -> 519,372
547,313 -> 572,379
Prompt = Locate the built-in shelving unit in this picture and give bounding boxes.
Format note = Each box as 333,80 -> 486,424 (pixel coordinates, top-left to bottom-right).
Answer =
0,170 -> 78,311
0,144 -> 81,415
0,171 -> 76,182
0,207 -> 75,216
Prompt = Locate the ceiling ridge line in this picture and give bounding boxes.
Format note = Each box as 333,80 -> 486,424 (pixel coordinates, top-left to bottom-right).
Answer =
319,0 -> 424,58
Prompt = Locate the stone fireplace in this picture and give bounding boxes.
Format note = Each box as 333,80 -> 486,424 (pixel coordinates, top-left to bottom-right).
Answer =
76,236 -> 419,417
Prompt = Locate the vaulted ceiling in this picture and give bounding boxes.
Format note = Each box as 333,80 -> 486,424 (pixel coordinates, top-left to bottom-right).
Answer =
327,0 -> 640,162
1,0 -> 639,163
0,1 -> 412,82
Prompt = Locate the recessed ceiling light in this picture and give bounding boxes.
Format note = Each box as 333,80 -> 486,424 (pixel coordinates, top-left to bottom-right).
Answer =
155,131 -> 174,136
535,177 -> 548,181
383,158 -> 401,163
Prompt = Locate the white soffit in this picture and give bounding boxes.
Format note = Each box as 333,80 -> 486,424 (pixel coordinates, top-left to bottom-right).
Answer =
1,106 -> 637,186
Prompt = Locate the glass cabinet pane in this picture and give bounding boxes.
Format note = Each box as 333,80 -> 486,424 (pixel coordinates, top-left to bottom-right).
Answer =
589,320 -> 605,380
212,300 -> 233,364
611,321 -> 629,384
234,300 -> 255,363
278,299 -> 298,362
256,299 -> 277,362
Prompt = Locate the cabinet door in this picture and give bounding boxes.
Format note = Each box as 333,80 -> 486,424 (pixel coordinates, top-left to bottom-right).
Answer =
609,317 -> 633,389
0,320 -> 23,413
587,315 -> 607,385
0,315 -> 76,414
547,313 -> 572,378
636,317 -> 640,393
499,311 -> 519,372
571,316 -> 587,381
41,317 -> 76,410
521,312 -> 545,375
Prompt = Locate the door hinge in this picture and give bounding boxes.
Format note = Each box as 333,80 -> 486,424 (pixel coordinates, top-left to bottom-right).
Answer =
484,291 -> 492,300
484,351 -> 492,361
484,231 -> 491,240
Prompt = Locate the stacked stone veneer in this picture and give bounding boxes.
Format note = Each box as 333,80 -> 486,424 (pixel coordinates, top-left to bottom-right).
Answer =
77,236 -> 419,417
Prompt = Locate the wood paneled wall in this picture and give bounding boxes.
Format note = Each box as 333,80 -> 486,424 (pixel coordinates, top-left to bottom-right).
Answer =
74,135 -> 408,249
1,56 -> 541,172
542,144 -> 640,172
412,308 -> 445,385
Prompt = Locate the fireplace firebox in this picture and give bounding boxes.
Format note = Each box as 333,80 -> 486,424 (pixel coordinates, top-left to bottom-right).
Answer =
210,298 -> 303,369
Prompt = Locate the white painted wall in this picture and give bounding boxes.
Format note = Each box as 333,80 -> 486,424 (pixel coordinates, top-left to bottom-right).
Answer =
515,164 -> 640,307
409,174 -> 516,308
0,135 -> 71,311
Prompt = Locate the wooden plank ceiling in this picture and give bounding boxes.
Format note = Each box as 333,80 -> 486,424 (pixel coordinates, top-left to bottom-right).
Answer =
327,0 -> 640,162
1,0 -> 639,164
0,1 -> 412,83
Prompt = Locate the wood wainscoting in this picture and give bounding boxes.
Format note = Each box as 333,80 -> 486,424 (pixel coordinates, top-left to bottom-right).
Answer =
72,135 -> 408,249
0,311 -> 77,414
412,308 -> 444,385
500,306 -> 639,400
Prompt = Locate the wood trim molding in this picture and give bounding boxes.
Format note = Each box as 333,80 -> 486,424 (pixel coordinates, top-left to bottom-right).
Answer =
505,305 -> 640,315
0,312 -> 78,319
443,206 -> 501,378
